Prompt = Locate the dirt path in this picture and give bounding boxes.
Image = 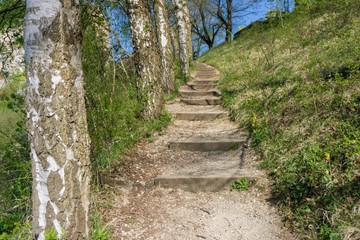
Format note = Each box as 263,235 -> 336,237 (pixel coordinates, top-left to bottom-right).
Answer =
99,63 -> 295,239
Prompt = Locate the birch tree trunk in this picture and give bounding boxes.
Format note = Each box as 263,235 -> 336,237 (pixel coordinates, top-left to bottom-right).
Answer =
24,1 -> 91,239
170,24 -> 180,60
154,0 -> 175,93
127,0 -> 164,120
172,0 -> 192,77
183,0 -> 193,60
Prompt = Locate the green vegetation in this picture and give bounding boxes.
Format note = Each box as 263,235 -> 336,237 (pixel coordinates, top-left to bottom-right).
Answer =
81,10 -> 172,187
230,177 -> 256,191
0,3 -> 177,238
200,0 -> 360,238
0,74 -> 30,236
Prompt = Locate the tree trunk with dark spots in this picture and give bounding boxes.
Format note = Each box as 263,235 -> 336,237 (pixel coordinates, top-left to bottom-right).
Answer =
24,0 -> 91,239
154,0 -> 176,93
172,0 -> 192,77
127,0 -> 164,119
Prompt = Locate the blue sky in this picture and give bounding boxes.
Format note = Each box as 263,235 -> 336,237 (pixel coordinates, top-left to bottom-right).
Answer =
234,0 -> 295,30
109,0 -> 296,57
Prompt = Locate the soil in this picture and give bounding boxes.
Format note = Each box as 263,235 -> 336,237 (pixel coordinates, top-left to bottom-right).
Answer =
98,63 -> 295,240
98,121 -> 294,240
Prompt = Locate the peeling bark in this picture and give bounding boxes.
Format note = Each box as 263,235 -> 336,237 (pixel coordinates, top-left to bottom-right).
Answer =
127,0 -> 164,120
154,0 -> 175,93
172,0 -> 192,77
24,0 -> 91,239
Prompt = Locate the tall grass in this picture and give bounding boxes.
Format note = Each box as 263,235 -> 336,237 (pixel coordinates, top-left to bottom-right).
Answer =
200,0 -> 360,238
0,74 -> 30,235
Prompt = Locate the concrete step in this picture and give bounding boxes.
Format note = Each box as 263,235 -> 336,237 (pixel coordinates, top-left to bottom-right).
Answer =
179,90 -> 221,98
195,71 -> 216,74
155,170 -> 257,192
188,80 -> 218,85
169,139 -> 244,151
187,83 -> 218,91
191,80 -> 219,84
180,97 -> 221,105
171,111 -> 226,121
195,71 -> 218,75
195,77 -> 220,81
166,102 -> 225,117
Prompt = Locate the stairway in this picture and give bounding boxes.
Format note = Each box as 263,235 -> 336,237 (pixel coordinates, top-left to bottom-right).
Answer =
155,62 -> 259,192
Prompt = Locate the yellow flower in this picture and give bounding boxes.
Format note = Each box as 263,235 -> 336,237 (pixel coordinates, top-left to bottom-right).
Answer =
251,113 -> 257,128
324,152 -> 330,162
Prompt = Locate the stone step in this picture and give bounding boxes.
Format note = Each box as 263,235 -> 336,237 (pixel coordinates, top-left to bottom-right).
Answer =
187,83 -> 218,91
188,80 -> 218,84
195,72 -> 218,75
195,71 -> 218,74
179,90 -> 221,98
180,97 -> 221,105
169,139 -> 244,151
191,80 -> 219,84
195,77 -> 219,81
155,171 -> 257,192
171,112 -> 226,121
166,102 -> 225,117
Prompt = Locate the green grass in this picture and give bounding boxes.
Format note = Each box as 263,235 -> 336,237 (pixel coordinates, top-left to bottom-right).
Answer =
0,73 -> 30,235
200,0 -> 360,238
0,74 -> 25,146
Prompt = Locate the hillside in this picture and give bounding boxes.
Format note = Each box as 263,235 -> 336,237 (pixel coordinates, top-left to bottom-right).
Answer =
200,0 -> 360,239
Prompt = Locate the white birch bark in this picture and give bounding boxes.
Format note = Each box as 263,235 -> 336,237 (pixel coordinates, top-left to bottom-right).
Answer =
172,0 -> 192,77
183,0 -> 193,59
154,0 -> 175,93
24,0 -> 91,239
127,0 -> 164,119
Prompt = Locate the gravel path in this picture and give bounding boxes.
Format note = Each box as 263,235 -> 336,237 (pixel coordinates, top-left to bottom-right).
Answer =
99,63 -> 295,240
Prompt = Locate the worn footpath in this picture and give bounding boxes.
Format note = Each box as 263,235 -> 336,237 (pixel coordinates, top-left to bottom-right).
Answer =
100,62 -> 295,240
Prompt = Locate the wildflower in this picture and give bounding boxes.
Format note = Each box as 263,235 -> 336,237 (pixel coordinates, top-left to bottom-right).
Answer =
324,152 -> 330,162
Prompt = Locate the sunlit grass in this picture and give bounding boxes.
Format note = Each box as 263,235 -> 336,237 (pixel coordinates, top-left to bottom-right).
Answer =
200,0 -> 360,238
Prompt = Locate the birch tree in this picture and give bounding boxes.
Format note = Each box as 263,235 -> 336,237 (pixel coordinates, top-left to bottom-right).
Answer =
24,1 -> 91,239
154,0 -> 175,93
183,0 -> 193,60
169,23 -> 180,60
127,0 -> 164,119
172,0 -> 192,77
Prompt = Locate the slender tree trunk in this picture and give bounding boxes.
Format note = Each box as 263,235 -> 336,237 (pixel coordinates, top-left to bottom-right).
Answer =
127,0 -> 164,120
170,24 -> 180,60
154,0 -> 175,93
24,0 -> 91,239
183,0 -> 193,60
225,0 -> 232,42
172,0 -> 192,77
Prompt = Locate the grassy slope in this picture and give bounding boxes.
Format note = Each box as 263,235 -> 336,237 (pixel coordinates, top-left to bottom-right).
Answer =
200,1 -> 360,239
